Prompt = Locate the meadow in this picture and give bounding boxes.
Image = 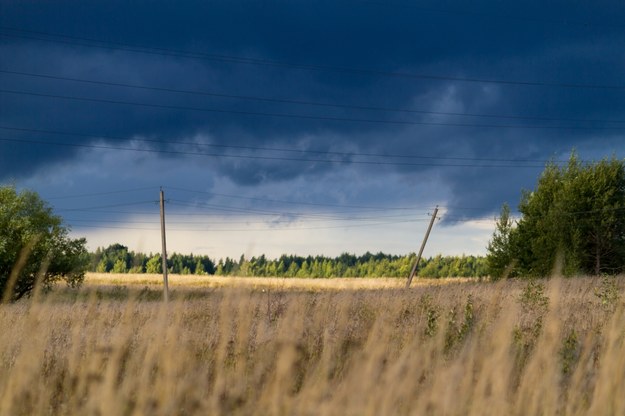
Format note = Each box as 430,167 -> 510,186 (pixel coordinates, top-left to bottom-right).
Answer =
0,274 -> 624,415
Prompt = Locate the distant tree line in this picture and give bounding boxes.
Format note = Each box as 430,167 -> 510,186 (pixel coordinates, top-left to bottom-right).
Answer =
215,253 -> 487,278
90,244 -> 487,278
90,244 -> 215,275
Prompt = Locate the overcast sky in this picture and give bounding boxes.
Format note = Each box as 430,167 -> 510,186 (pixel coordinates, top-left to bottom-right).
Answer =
1,1 -> 624,259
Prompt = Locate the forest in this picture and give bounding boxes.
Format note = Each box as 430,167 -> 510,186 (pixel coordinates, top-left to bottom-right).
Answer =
89,244 -> 488,278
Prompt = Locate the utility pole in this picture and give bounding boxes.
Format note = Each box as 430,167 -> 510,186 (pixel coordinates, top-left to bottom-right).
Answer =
406,206 -> 439,288
160,188 -> 169,302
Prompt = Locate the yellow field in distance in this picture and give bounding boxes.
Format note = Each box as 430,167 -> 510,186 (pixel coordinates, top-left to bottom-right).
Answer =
85,272 -> 476,290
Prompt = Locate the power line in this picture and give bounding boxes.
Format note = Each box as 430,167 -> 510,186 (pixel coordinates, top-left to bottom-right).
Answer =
3,88 -> 623,131
442,216 -> 497,224
51,196 -> 503,220
65,204 -> 429,231
3,69 -> 623,125
50,191 -> 430,219
166,186 -> 430,211
1,26 -> 624,90
69,218 -> 423,233
54,200 -> 157,212
45,187 -> 502,228
0,136 -> 551,169
56,208 -> 180,216
64,212 -> 421,226
0,126 -> 565,165
57,197 -> 505,229
59,196 -> 496,224
359,1 -> 625,29
48,185 -> 386,216
8,176 -> 519,215
46,186 -> 156,200
60,206 -> 492,216
0,88 -> 508,128
0,136 -> 547,169
51,188 -> 433,223
166,199 -> 425,221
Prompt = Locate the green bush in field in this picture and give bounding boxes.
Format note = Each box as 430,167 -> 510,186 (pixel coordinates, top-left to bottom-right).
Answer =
0,185 -> 89,301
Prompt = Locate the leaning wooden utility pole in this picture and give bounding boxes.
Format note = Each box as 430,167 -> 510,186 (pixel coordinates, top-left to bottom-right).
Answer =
406,206 -> 439,288
160,188 -> 169,302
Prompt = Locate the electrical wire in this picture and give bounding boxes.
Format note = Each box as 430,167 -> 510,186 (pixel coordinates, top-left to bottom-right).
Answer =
0,136 -> 553,169
5,87 -> 625,131
63,212 -> 422,226
0,126 -> 567,165
166,199 -> 426,221
54,200 -> 157,212
359,1 -> 625,29
165,186 -> 429,211
46,186 -> 156,200
1,26 -> 623,90
51,192 -> 433,221
5,88 -> 623,131
2,69 -> 623,125
69,217 -> 423,233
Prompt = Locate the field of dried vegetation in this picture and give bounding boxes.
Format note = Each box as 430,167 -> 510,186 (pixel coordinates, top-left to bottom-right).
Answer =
0,275 -> 624,415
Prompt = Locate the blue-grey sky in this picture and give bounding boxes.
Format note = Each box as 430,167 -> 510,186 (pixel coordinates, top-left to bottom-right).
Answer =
1,1 -> 624,258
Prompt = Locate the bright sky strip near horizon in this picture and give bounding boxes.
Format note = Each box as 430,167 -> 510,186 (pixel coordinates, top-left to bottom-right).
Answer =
1,0 -> 624,260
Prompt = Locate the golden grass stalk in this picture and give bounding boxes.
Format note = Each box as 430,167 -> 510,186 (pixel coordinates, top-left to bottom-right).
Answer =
0,277 -> 623,415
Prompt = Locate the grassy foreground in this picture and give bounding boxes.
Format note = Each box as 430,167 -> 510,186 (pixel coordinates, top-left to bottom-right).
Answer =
0,277 -> 624,415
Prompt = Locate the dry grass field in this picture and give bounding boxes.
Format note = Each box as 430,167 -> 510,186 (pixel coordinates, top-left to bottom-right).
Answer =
84,272 -> 476,290
1,275 -> 624,415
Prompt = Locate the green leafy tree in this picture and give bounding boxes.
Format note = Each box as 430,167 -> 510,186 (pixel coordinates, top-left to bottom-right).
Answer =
487,203 -> 517,279
195,259 -> 206,275
297,260 -> 310,277
145,254 -> 162,274
111,258 -> 128,274
92,243 -> 130,273
214,261 -> 224,275
286,261 -> 299,277
96,259 -> 108,273
0,186 -> 89,301
129,252 -> 147,273
487,154 -> 625,278
557,156 -> 625,275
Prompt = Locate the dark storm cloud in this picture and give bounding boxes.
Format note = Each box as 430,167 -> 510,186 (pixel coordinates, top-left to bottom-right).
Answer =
1,0 -> 624,219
